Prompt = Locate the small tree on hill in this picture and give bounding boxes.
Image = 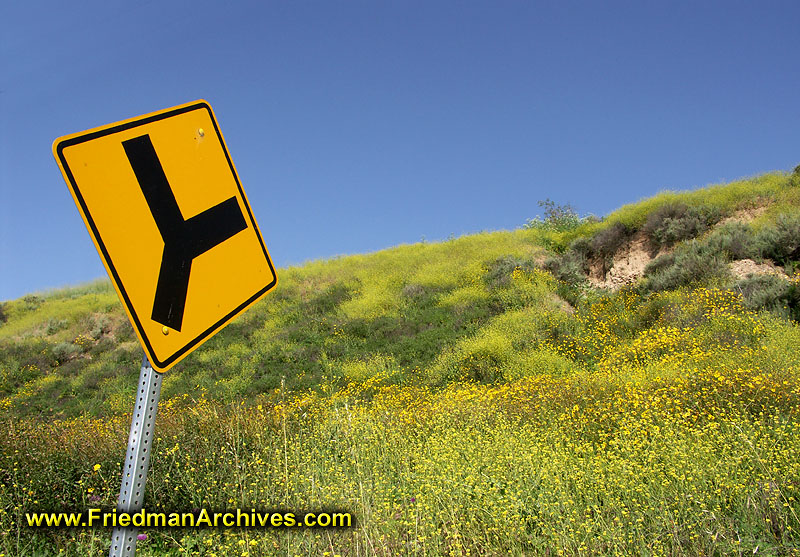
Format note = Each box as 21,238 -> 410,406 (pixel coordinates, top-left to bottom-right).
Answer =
525,199 -> 583,232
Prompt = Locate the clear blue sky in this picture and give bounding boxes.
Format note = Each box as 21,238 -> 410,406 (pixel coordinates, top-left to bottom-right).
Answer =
2,1 -> 799,301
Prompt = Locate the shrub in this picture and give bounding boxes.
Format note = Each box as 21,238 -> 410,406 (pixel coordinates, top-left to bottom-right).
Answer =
22,295 -> 43,311
790,164 -> 800,188
90,336 -> 116,356
113,319 -> 135,342
493,268 -> 560,311
642,203 -> 687,241
484,256 -> 538,288
401,283 -> 426,299
733,275 -> 800,320
52,342 -> 80,364
90,315 -> 112,339
45,318 -> 68,335
543,252 -> 587,285
642,203 -> 721,253
644,253 -> 676,277
705,222 -> 757,261
619,290 -> 676,331
525,199 -> 582,232
590,222 -> 632,259
425,308 -> 572,385
753,212 -> 800,266
568,236 -> 592,258
427,329 -> 513,384
644,242 -> 730,292
0,303 -> 6,324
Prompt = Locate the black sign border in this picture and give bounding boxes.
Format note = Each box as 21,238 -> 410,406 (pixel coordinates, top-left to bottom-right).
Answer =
55,101 -> 278,371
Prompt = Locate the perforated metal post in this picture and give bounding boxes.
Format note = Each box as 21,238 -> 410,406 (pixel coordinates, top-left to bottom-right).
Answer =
109,355 -> 162,557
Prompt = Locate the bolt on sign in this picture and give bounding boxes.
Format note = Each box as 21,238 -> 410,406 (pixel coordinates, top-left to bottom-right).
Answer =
53,100 -> 278,371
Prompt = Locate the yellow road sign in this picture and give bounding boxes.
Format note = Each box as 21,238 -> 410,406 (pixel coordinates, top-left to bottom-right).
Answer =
53,100 -> 278,372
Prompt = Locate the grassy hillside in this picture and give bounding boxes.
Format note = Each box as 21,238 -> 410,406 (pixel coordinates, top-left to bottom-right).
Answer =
2,170 -> 800,555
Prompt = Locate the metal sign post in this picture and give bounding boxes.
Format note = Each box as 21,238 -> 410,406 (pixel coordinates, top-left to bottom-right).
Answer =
109,355 -> 163,557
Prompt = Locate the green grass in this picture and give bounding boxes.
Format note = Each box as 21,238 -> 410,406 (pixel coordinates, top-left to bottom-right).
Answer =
0,229 -> 552,417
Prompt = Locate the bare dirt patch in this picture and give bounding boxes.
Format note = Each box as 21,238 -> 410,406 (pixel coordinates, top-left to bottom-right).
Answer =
729,259 -> 787,280
588,230 -> 668,289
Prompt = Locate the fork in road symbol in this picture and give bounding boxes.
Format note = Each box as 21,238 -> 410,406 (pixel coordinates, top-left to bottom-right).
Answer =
122,134 -> 247,332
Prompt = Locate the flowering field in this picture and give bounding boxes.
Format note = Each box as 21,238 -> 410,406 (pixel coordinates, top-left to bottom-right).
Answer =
2,282 -> 800,556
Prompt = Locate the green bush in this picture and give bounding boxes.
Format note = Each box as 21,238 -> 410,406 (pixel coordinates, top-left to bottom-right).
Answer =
116,319 -> 135,341
309,281 -> 357,315
590,222 -> 632,259
642,203 -> 721,252
543,252 -> 587,285
622,289 -> 678,331
733,275 -> 800,320
90,315 -> 111,339
644,242 -> 730,292
89,336 -> 115,356
425,308 -> 576,385
484,255 -> 538,287
525,199 -> 583,232
790,164 -> 800,188
45,318 -> 68,335
705,221 -> 757,261
51,342 -> 80,364
492,267 -> 561,312
753,212 -> 800,266
427,329 -> 513,384
643,253 -> 676,277
400,283 -> 426,299
22,295 -> 44,311
568,236 -> 592,258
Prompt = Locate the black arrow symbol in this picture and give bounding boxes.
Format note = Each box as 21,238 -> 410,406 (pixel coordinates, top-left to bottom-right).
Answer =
122,134 -> 247,332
